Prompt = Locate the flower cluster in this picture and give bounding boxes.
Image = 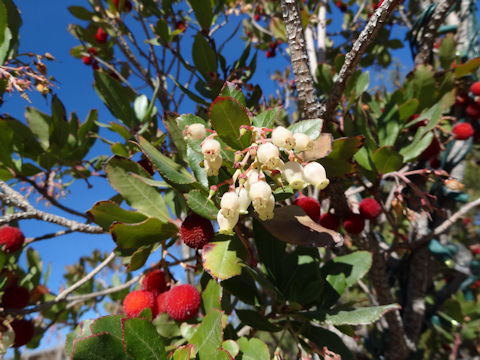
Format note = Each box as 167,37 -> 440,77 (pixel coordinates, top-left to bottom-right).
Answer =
183,123 -> 330,234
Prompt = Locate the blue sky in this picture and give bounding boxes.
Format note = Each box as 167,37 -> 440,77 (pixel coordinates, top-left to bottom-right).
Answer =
1,0 -> 419,353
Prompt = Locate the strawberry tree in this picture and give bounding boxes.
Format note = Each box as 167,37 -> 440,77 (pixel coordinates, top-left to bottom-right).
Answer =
1,0 -> 480,359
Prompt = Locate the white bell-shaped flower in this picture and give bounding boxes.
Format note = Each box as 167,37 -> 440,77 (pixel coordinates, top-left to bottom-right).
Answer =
303,162 -> 329,190
201,139 -> 221,161
249,180 -> 272,210
245,168 -> 260,192
184,123 -> 206,140
257,142 -> 280,168
235,187 -> 251,214
217,210 -> 239,235
220,191 -> 240,218
271,126 -> 295,150
283,161 -> 305,190
256,194 -> 275,220
293,133 -> 314,152
204,155 -> 222,176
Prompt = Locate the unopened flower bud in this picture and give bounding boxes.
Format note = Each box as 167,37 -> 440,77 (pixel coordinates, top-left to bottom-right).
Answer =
205,155 -> 222,176
293,133 -> 314,152
239,127 -> 248,136
257,142 -> 280,168
249,181 -> 272,210
283,161 -> 305,190
217,210 -> 239,235
245,169 -> 260,191
220,191 -> 240,217
202,139 -> 221,161
272,126 -> 295,150
303,162 -> 329,190
184,123 -> 206,140
256,194 -> 275,220
235,187 -> 251,214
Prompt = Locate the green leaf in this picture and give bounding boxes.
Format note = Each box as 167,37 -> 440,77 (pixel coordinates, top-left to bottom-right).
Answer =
411,65 -> 436,110
187,0 -> 213,30
252,107 -> 283,128
202,240 -> 242,281
324,304 -> 401,325
398,99 -> 419,122
0,27 -> 11,65
137,136 -> 195,185
319,136 -> 364,177
322,251 -> 372,289
184,190 -> 218,220
189,309 -> 223,360
187,146 -> 208,189
24,107 -> 50,150
371,146 -> 403,174
122,318 -> 167,360
133,95 -> 149,122
68,6 -> 94,20
192,33 -> 217,80
105,156 -> 170,221
454,57 -> 480,78
237,337 -> 270,360
299,324 -> 353,360
164,114 -> 187,158
0,2 -> 6,46
87,201 -> 148,231
153,313 -> 181,338
221,341 -> 239,358
399,130 -> 433,162
236,310 -> 281,332
288,119 -> 324,140
94,71 -> 136,127
377,105 -> 400,146
111,217 -> 178,250
173,345 -> 196,360
128,245 -> 153,271
72,333 -> 129,360
202,279 -> 222,314
220,82 -> 246,106
439,35 -> 456,69
176,114 -> 208,130
314,64 -> 333,94
209,97 -> 251,149
91,315 -> 123,339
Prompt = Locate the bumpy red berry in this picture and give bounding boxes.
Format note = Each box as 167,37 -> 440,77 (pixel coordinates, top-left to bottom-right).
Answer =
123,290 -> 157,318
319,213 -> 340,231
470,81 -> 480,96
2,286 -> 30,309
466,101 -> 480,119
0,226 -> 25,253
293,196 -> 320,222
142,269 -> 167,295
343,213 -> 365,234
87,47 -> 97,55
179,214 -> 214,250
165,284 -> 201,321
266,49 -> 276,58
359,198 -> 382,220
452,122 -> 474,140
11,319 -> 34,348
95,28 -> 108,44
82,56 -> 92,65
156,291 -> 169,314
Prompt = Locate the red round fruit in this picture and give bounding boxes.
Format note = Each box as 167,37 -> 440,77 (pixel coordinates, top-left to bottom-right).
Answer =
293,196 -> 320,222
359,198 -> 382,220
179,214 -> 214,250
123,290 -> 157,318
343,213 -> 365,234
0,226 -> 25,253
142,269 -> 167,295
11,319 -> 34,348
2,286 -> 30,309
266,49 -> 276,58
92,62 -> 100,71
95,28 -> 108,44
470,81 -> 480,96
453,122 -> 474,140
87,47 -> 97,55
156,291 -> 169,314
419,136 -> 440,160
165,284 -> 201,321
466,101 -> 480,119
82,56 -> 92,65
254,14 -> 260,21
319,212 -> 340,231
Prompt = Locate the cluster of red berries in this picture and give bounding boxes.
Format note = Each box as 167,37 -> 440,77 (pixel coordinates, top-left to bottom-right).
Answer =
82,47 -> 99,70
293,195 -> 382,235
123,269 -> 201,322
95,28 -> 108,44
266,40 -> 281,59
0,226 -> 25,253
456,81 -> 480,120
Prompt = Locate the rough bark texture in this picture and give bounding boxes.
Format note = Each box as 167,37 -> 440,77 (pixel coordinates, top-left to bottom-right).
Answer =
414,0 -> 456,65
280,0 -> 322,119
320,0 -> 402,123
